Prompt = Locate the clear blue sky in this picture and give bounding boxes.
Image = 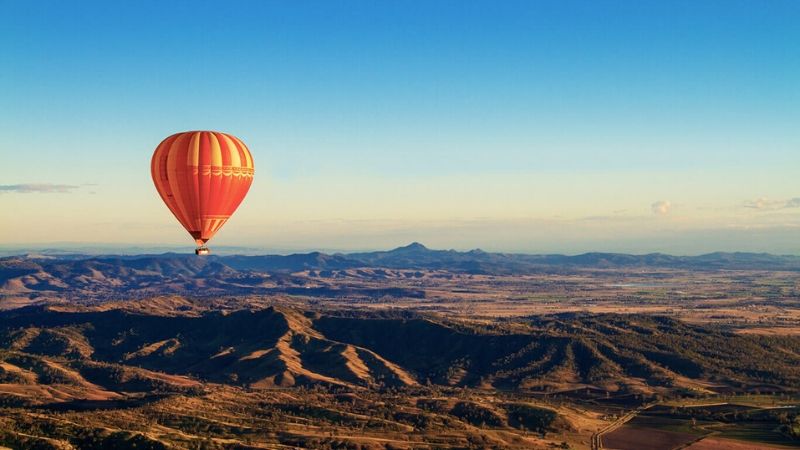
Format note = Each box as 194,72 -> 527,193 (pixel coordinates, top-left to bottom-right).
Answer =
1,1 -> 799,254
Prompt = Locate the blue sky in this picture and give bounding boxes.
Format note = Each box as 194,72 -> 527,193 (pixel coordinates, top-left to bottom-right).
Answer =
1,1 -> 800,254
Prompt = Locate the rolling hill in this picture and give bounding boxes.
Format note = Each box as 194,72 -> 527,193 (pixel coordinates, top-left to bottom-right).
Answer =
1,303 -> 798,400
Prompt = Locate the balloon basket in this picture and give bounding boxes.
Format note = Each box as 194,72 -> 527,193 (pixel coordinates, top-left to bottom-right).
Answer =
195,246 -> 210,256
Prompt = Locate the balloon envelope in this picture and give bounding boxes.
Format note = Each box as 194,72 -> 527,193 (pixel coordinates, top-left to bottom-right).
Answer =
151,131 -> 254,247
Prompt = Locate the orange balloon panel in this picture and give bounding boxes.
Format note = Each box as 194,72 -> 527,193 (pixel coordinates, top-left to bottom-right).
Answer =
151,131 -> 254,246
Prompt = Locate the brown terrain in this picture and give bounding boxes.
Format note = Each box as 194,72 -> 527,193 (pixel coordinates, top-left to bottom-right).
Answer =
0,244 -> 798,449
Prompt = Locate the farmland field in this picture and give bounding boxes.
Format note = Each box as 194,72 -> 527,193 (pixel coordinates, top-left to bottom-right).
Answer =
686,437 -> 795,449
601,402 -> 800,450
602,425 -> 699,450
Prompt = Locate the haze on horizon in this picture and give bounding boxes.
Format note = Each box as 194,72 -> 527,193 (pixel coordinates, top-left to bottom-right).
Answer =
2,1 -> 799,255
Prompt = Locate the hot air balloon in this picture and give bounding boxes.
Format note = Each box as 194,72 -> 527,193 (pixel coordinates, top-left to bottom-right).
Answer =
151,131 -> 255,255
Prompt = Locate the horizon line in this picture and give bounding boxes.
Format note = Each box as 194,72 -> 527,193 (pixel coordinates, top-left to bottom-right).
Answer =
0,242 -> 796,259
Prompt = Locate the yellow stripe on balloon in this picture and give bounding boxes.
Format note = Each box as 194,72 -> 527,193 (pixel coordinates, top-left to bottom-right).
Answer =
209,132 -> 223,167
188,132 -> 201,168
216,218 -> 227,233
221,134 -> 241,168
232,136 -> 253,169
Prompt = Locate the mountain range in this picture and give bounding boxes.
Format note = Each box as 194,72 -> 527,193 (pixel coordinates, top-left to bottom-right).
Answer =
3,243 -> 800,302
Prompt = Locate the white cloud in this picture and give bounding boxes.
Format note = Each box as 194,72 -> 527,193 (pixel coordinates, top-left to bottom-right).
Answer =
0,183 -> 80,194
651,200 -> 672,215
744,197 -> 778,210
743,197 -> 800,211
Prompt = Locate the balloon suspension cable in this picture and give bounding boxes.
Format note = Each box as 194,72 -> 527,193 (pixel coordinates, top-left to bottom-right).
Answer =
195,246 -> 210,256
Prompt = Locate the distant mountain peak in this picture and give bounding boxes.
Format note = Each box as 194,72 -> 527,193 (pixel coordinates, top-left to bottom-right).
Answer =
393,242 -> 429,252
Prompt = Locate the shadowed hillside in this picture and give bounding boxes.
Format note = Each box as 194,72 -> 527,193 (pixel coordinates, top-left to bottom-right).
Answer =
1,304 -> 798,396
0,301 -> 798,448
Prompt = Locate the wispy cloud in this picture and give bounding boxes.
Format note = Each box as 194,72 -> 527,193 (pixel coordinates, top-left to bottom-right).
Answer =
785,198 -> 800,208
744,197 -> 800,211
0,183 -> 80,194
651,200 -> 672,215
